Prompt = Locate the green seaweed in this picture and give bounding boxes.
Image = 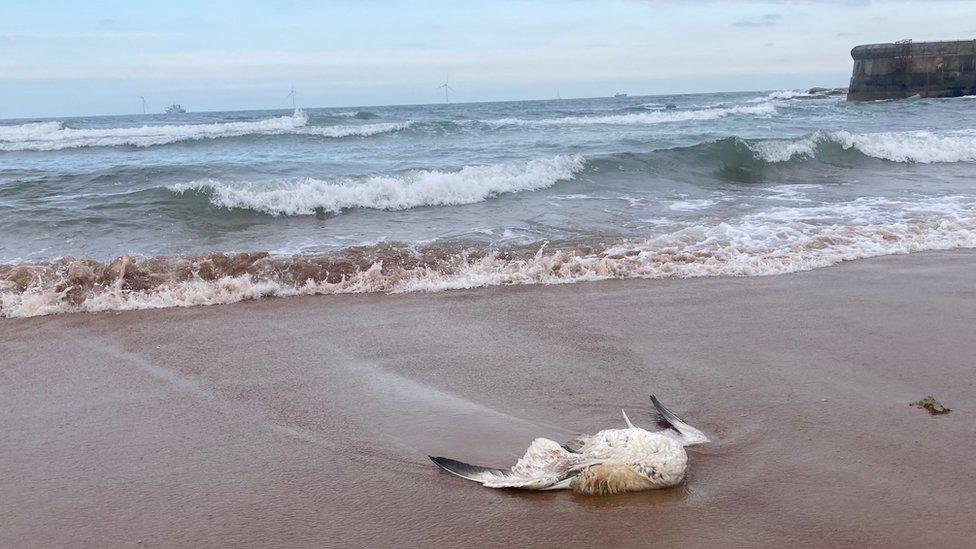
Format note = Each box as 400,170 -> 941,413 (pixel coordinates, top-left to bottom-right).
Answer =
910,396 -> 951,415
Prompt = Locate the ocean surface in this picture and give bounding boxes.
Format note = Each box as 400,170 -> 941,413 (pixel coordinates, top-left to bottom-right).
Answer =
2,90 -> 976,317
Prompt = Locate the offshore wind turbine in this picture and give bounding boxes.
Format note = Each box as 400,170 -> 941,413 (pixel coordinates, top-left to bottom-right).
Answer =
286,85 -> 297,111
138,95 -> 148,114
437,75 -> 455,104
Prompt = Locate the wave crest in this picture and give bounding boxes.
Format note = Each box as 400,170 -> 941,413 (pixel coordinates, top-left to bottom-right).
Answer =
0,113 -> 409,151
490,103 -> 777,126
294,121 -> 410,138
169,155 -> 586,216
751,130 -> 976,164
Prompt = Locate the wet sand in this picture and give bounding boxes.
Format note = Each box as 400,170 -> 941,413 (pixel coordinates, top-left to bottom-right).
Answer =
2,250 -> 975,548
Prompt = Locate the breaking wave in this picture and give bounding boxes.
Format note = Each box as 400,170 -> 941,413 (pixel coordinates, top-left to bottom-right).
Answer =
489,103 -> 778,126
749,130 -> 976,164
767,90 -> 818,100
3,193 -> 975,318
293,121 -> 410,138
748,89 -> 846,103
168,155 -> 586,215
748,90 -> 817,102
0,113 -> 409,151
638,130 -> 976,181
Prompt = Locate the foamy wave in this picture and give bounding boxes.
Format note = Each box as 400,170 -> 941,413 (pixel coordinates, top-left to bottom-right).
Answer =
669,199 -> 719,211
490,103 -> 777,126
4,195 -> 975,318
748,90 -> 816,103
0,114 -> 306,151
768,90 -> 815,100
0,114 -> 408,151
294,122 -> 410,138
403,211 -> 976,293
751,130 -> 976,163
0,121 -> 66,141
831,130 -> 976,163
169,155 -> 586,216
749,135 -> 820,162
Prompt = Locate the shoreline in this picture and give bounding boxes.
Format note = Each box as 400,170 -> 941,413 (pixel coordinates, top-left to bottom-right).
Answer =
5,229 -> 976,320
3,250 -> 976,547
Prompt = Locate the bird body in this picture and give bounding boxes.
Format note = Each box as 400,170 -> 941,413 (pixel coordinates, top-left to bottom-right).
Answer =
430,396 -> 707,495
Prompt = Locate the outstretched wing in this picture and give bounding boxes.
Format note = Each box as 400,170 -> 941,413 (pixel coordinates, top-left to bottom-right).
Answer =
651,394 -> 709,446
430,438 -> 582,490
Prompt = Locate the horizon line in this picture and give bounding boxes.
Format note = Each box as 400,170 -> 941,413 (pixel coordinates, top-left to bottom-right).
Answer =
0,83 -> 849,122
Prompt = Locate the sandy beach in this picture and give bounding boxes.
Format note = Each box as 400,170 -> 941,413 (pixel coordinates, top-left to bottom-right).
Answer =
2,251 -> 975,548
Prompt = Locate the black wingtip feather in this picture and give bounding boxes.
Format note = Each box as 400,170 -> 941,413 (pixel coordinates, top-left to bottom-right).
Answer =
429,456 -> 467,471
429,456 -> 506,482
650,394 -> 684,433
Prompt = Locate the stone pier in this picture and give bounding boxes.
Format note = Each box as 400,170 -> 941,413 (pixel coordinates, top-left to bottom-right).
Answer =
847,40 -> 976,101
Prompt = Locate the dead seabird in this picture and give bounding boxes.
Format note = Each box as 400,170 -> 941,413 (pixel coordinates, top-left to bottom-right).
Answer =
430,395 -> 708,495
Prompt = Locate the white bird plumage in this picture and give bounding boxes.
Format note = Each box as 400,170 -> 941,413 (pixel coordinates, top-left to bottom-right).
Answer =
430,395 -> 708,495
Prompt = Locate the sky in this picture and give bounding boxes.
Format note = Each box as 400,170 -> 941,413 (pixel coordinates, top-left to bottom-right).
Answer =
1,0 -> 975,118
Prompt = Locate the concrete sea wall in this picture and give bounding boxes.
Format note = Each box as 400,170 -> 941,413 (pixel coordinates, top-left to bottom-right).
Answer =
848,40 -> 976,101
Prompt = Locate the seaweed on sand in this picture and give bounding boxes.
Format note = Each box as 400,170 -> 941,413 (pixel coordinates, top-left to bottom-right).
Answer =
910,396 -> 951,415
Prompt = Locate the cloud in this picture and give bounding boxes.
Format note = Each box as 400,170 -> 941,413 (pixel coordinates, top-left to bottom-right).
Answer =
733,13 -> 783,27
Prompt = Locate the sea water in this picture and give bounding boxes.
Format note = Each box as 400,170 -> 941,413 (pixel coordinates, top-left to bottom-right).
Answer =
2,91 -> 975,316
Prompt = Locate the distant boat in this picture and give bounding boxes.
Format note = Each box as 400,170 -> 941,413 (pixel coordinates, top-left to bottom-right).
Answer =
613,93 -> 628,98
165,103 -> 187,114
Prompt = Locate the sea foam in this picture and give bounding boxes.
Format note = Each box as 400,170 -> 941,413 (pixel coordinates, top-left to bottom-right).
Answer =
294,122 -> 411,138
491,103 -> 777,126
169,155 -> 586,216
751,130 -> 976,164
748,90 -> 818,103
0,114 -> 408,151
3,194 -> 975,318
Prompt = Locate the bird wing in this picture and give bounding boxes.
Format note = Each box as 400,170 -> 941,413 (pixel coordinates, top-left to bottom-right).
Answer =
430,437 -> 583,490
651,394 -> 709,446
481,471 -> 571,490
428,456 -> 510,483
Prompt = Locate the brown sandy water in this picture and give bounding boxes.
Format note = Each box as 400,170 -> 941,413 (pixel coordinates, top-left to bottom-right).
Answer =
2,251 -> 975,547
